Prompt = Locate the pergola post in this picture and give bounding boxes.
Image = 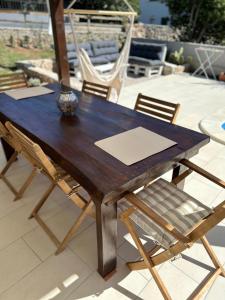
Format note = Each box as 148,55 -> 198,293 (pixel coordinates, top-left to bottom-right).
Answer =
49,0 -> 70,86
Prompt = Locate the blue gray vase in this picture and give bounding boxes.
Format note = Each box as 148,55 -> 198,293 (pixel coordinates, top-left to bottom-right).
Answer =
57,84 -> 79,116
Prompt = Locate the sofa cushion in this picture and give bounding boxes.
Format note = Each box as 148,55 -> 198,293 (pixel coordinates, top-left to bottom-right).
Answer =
129,56 -> 164,67
67,42 -> 94,56
67,51 -> 77,60
90,56 -> 109,65
105,53 -> 119,62
130,42 -> 165,61
91,40 -> 119,57
79,42 -> 94,57
67,43 -> 76,52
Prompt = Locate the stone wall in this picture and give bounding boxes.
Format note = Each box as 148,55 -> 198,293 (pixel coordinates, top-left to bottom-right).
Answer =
0,26 -> 126,49
132,24 -> 180,41
0,24 -> 180,49
0,28 -> 53,49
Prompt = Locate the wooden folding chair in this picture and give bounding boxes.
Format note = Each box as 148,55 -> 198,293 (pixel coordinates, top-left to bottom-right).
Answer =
0,72 -> 28,92
6,121 -> 94,255
0,122 -> 37,201
82,80 -> 111,100
119,159 -> 225,300
135,93 -> 180,124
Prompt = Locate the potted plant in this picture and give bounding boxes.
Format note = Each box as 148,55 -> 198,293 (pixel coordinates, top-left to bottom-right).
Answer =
168,47 -> 192,73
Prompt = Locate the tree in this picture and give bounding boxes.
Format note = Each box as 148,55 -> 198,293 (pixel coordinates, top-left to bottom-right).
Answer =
162,0 -> 225,44
65,0 -> 140,14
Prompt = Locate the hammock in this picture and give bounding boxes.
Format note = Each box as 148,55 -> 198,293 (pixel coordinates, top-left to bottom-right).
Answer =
66,1 -> 136,100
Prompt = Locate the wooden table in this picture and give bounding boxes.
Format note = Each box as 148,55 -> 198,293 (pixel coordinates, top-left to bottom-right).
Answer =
0,83 -> 209,277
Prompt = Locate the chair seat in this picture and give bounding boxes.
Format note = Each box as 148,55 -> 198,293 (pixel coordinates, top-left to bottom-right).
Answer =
119,178 -> 212,249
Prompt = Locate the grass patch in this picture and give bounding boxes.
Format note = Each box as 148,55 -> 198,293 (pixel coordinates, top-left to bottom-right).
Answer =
0,42 -> 54,70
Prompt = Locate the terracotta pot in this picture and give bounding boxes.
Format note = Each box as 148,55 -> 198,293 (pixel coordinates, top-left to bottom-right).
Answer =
175,65 -> 185,73
219,72 -> 225,81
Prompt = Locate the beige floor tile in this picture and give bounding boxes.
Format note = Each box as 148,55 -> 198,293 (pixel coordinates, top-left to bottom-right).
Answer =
160,169 -> 173,181
118,229 -> 158,280
210,189 -> 225,226
117,221 -> 133,248
44,201 -> 94,241
70,220 -> 141,272
189,155 -> 208,168
139,262 -> 198,300
0,187 -> 25,219
69,224 -> 100,270
183,178 -> 221,207
23,202 -> 93,261
65,258 -> 148,300
204,157 -> 225,182
0,239 -> 40,294
197,142 -> 224,163
171,242 -> 215,283
204,264 -> 225,300
205,223 -> 225,265
5,163 -> 34,189
212,190 -> 225,212
23,227 -> 57,261
0,249 -> 91,300
23,185 -> 66,222
0,152 -> 28,174
0,203 -> 37,250
118,233 -> 152,263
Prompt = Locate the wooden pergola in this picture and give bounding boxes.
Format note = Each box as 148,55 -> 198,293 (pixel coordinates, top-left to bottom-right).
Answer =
49,0 -> 136,87
49,0 -> 70,86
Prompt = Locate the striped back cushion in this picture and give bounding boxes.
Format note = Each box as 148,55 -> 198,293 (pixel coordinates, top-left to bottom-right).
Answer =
119,179 -> 212,249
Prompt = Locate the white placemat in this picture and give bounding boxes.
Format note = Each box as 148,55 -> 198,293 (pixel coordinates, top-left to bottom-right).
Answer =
95,127 -> 177,166
4,86 -> 54,100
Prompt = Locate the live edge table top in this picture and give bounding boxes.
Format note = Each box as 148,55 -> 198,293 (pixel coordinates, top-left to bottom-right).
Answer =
0,83 -> 209,202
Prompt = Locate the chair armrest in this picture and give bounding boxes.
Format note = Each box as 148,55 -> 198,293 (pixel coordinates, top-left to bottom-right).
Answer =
124,193 -> 191,244
180,159 -> 225,189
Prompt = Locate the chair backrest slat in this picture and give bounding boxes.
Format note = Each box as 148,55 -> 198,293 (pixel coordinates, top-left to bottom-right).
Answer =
0,72 -> 25,81
0,122 -> 9,138
82,80 -> 111,100
137,106 -> 173,122
0,72 -> 28,92
135,93 -> 180,124
0,121 -> 20,151
5,122 -> 57,178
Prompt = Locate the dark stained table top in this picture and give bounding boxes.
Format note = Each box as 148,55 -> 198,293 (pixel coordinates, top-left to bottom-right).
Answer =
0,83 -> 209,201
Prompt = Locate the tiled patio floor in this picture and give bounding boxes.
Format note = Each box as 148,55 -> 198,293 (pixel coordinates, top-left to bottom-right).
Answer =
0,74 -> 224,299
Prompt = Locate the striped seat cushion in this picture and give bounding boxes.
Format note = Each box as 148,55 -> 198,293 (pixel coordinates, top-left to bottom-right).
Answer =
119,179 -> 212,249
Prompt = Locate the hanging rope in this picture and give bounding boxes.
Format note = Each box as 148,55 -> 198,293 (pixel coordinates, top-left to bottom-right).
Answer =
67,0 -> 77,9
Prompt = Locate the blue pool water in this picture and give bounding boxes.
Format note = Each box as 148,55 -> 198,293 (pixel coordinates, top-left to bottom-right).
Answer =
222,122 -> 225,130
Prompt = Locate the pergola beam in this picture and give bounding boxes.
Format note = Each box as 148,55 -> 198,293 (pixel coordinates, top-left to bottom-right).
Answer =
49,0 -> 70,86
64,9 -> 137,16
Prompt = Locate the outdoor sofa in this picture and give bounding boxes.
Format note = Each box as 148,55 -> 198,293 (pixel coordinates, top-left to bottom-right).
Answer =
128,41 -> 167,77
67,40 -> 119,77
